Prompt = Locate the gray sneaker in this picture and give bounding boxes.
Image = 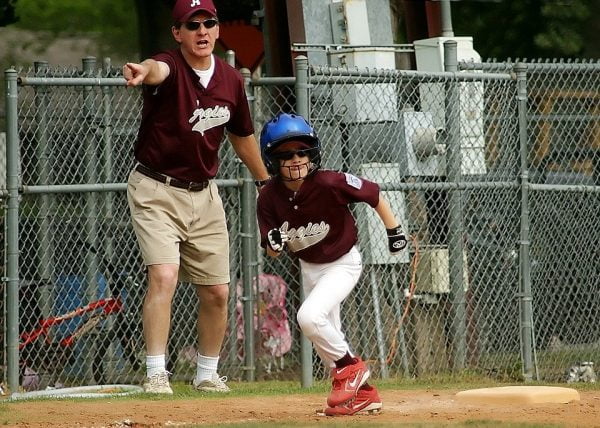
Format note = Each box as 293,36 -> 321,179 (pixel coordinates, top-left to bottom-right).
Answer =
143,372 -> 173,394
193,373 -> 230,392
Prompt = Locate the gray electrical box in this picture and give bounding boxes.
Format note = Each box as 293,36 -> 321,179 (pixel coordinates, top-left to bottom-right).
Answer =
413,37 -> 487,176
292,0 -> 395,66
414,248 -> 469,293
399,111 -> 446,177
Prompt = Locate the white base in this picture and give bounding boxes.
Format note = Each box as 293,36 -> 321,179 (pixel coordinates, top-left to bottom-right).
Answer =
455,386 -> 580,405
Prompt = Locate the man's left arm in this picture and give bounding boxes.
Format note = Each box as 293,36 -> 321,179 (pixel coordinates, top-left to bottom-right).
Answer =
229,133 -> 270,181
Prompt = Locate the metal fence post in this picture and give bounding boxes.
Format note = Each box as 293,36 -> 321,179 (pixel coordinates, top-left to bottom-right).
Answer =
33,61 -> 54,320
100,57 -> 117,379
294,55 -> 313,388
444,40 -> 466,370
82,56 -> 99,383
224,49 -> 242,371
370,268 -> 388,378
240,67 -> 256,382
515,63 -> 534,382
225,50 -> 235,68
5,68 -> 20,393
101,58 -> 115,259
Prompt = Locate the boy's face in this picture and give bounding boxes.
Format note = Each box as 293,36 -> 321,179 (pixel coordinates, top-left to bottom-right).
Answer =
273,140 -> 312,182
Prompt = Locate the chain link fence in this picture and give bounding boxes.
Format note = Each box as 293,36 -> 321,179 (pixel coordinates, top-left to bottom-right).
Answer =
2,54 -> 599,393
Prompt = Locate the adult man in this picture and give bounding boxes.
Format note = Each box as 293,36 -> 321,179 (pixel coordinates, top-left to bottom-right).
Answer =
123,0 -> 269,394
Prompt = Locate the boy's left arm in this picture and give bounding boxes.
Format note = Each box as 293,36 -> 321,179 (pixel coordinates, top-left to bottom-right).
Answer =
374,195 -> 408,254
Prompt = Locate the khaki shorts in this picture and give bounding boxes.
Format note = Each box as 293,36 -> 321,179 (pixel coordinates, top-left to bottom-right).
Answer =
127,169 -> 230,285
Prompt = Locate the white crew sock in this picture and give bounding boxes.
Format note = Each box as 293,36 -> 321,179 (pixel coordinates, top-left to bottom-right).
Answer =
146,354 -> 166,378
195,354 -> 219,383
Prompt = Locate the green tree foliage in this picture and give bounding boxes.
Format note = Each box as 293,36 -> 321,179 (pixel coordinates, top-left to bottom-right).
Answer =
14,0 -> 139,58
7,0 -> 598,61
534,1 -> 590,55
451,0 -> 594,59
11,0 -> 260,60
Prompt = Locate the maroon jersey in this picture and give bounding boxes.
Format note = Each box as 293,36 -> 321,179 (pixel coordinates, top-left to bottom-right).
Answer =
257,170 -> 380,263
134,49 -> 254,182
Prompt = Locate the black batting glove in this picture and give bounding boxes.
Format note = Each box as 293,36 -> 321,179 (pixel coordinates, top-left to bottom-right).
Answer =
267,228 -> 288,253
386,226 -> 407,254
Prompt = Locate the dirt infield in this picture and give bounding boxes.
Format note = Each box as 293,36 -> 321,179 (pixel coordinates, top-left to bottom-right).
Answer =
1,388 -> 598,427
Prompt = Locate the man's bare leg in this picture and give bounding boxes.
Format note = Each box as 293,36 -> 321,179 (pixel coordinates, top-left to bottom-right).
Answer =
142,264 -> 178,394
193,283 -> 230,391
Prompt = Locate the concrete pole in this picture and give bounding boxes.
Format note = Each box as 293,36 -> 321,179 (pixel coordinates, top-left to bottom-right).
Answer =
440,0 -> 455,37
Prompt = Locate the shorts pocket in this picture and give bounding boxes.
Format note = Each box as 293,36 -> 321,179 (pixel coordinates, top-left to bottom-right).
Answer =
128,171 -> 158,210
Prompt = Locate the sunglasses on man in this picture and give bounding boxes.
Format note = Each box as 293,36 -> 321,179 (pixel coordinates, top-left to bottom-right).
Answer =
272,149 -> 312,161
183,18 -> 219,31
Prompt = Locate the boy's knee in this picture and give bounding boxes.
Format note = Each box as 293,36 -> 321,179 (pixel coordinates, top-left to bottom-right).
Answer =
297,306 -> 323,337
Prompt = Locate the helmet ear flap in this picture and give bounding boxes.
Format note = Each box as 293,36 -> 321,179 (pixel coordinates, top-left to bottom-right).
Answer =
265,155 -> 280,176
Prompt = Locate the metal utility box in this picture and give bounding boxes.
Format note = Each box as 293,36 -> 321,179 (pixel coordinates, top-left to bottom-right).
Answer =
315,122 -> 346,171
337,113 -> 445,177
414,37 -> 480,72
328,0 -> 397,123
292,0 -> 395,66
329,47 -> 397,69
330,47 -> 397,123
413,37 -> 486,175
399,111 -> 446,177
331,79 -> 398,123
414,248 -> 469,293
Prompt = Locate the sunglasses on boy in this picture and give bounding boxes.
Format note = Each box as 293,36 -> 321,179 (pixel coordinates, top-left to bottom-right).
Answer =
272,149 -> 312,161
183,18 -> 219,31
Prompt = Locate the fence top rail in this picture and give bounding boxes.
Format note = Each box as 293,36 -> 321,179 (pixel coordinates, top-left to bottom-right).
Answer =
291,43 -> 415,53
251,76 -> 296,86
18,77 -> 127,87
460,61 -> 600,72
309,65 -> 513,82
528,183 -> 600,194
378,181 -> 519,192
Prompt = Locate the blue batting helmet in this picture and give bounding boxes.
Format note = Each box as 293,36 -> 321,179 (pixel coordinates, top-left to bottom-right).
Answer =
259,113 -> 321,176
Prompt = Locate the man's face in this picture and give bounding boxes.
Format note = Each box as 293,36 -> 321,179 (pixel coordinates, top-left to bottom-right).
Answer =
172,11 -> 219,61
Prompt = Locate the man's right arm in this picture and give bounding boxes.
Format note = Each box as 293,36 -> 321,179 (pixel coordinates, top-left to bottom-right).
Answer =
123,59 -> 170,87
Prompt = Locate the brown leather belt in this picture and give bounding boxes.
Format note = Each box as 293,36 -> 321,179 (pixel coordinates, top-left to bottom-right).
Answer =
135,164 -> 209,192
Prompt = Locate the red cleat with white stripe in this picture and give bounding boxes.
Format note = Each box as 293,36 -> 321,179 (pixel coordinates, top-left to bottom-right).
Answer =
324,384 -> 382,416
327,357 -> 370,407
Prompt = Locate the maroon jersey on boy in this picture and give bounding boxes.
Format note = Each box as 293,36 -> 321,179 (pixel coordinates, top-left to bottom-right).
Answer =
257,170 -> 380,263
134,50 -> 253,182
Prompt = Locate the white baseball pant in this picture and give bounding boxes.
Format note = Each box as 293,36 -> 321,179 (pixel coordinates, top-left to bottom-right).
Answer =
297,246 -> 362,367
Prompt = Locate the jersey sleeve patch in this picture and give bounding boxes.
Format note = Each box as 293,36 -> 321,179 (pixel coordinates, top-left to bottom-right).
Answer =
344,173 -> 363,190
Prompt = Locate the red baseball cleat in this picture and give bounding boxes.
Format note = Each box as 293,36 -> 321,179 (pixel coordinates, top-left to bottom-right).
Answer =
327,357 -> 370,407
324,384 -> 383,416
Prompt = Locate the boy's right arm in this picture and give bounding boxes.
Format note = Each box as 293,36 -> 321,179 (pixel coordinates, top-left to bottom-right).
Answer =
266,229 -> 288,258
